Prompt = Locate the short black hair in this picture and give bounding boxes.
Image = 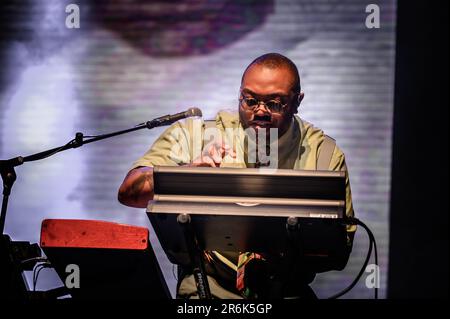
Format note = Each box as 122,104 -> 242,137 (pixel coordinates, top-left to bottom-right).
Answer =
241,53 -> 301,93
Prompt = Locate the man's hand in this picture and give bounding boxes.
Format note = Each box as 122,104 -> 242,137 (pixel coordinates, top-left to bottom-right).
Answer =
118,141 -> 236,208
189,139 -> 236,167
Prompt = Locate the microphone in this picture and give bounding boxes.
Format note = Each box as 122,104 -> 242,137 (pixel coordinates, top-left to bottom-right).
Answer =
140,107 -> 203,128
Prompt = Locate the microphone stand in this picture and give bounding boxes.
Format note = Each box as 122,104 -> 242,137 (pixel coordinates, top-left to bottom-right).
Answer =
0,117 -> 183,300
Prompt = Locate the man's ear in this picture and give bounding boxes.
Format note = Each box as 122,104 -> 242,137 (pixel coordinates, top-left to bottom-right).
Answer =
293,91 -> 304,114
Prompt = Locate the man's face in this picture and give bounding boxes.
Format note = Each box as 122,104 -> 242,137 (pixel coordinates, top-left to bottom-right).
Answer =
239,65 -> 301,139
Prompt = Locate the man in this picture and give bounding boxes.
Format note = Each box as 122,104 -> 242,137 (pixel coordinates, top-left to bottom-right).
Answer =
118,53 -> 356,299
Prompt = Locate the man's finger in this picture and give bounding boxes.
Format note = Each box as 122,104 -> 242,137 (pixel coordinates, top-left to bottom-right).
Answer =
210,146 -> 223,164
206,141 -> 226,159
214,141 -> 237,159
225,146 -> 237,158
204,139 -> 236,161
219,143 -> 237,159
201,155 -> 218,167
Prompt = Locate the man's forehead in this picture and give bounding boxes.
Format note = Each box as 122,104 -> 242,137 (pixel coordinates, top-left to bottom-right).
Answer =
241,88 -> 288,98
241,65 -> 294,95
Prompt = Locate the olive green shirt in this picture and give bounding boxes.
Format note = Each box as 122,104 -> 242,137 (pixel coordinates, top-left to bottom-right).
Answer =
131,110 -> 356,298
132,110 -> 355,223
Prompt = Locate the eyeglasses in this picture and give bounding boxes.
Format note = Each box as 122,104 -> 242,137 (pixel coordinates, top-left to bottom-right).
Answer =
239,94 -> 289,113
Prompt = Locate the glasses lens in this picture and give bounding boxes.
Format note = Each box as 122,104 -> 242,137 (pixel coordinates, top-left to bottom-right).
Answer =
244,98 -> 258,108
266,100 -> 282,112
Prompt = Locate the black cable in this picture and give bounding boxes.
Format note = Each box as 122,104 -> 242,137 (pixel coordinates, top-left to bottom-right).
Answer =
25,139 -> 76,163
32,264 -> 45,291
21,257 -> 48,264
32,264 -> 40,291
21,257 -> 48,270
372,224 -> 379,299
34,264 -> 49,291
32,262 -> 51,291
355,218 -> 378,299
172,264 -> 178,282
327,217 -> 378,299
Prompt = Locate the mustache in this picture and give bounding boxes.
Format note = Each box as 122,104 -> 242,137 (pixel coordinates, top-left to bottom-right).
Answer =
251,114 -> 272,122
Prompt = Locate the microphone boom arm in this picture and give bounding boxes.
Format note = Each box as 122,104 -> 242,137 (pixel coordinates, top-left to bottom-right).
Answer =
0,108 -> 202,234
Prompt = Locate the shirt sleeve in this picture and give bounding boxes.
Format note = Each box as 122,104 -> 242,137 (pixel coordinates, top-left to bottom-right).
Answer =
328,146 -> 357,243
130,119 -> 196,170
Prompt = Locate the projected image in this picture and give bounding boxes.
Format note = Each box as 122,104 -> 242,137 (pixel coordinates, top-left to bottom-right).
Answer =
0,0 -> 396,298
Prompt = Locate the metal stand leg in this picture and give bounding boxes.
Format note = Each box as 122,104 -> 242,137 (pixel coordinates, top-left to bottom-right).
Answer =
268,217 -> 302,298
177,214 -> 212,299
283,217 -> 317,299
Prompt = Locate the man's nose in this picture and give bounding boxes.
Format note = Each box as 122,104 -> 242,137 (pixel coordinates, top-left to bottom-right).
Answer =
254,102 -> 270,114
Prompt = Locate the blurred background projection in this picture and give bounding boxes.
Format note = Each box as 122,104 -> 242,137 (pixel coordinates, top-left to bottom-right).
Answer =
0,0 -> 397,298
